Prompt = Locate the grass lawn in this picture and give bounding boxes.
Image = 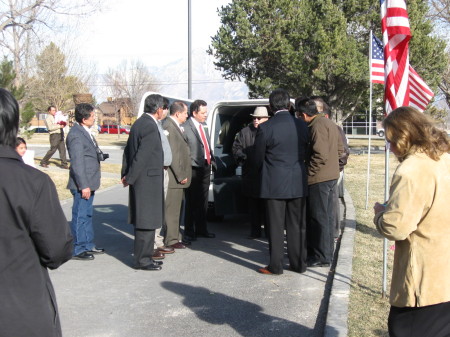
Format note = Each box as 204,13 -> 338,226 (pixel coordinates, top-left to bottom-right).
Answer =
34,157 -> 122,201
345,152 -> 398,337
24,133 -> 128,147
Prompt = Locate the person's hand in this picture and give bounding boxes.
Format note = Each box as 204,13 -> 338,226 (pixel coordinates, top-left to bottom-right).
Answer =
121,176 -> 129,187
373,202 -> 386,215
180,178 -> 188,185
81,187 -> 91,200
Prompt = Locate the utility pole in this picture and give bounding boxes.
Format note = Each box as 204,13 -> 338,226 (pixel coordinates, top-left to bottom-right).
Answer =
188,0 -> 192,99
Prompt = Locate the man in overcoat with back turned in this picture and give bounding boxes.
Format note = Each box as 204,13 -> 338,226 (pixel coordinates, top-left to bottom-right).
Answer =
121,94 -> 165,271
0,88 -> 73,337
253,88 -> 309,275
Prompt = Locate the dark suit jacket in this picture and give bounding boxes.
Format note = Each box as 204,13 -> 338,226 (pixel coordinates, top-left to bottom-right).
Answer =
253,110 -> 309,199
66,123 -> 101,191
163,117 -> 192,189
182,117 -> 216,169
0,145 -> 73,337
122,113 -> 164,230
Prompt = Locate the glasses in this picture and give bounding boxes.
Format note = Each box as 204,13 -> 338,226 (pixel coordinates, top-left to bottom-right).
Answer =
253,117 -> 266,120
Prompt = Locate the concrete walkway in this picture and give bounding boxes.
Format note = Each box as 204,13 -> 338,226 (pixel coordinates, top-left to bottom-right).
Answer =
50,184 -> 355,337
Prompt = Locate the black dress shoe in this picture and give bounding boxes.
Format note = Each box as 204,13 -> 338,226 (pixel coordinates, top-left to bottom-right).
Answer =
307,259 -> 331,268
196,232 -> 216,238
184,235 -> 197,242
152,260 -> 163,265
72,252 -> 94,260
88,247 -> 105,254
181,239 -> 192,246
135,263 -> 162,271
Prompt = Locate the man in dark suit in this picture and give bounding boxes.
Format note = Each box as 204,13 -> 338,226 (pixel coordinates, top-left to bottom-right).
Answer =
183,99 -> 216,240
0,88 -> 73,337
121,94 -> 165,271
253,88 -> 309,275
163,101 -> 192,249
66,103 -> 105,260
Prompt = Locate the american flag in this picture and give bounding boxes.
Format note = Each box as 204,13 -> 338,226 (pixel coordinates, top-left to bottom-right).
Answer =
371,33 -> 434,112
371,35 -> 385,84
380,0 -> 434,112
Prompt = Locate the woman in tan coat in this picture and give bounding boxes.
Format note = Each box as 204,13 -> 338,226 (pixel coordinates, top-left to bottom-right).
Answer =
373,107 -> 450,337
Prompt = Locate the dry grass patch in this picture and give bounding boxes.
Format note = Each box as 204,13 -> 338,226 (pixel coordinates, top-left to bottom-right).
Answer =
347,137 -> 386,149
23,133 -> 128,147
346,153 -> 398,337
34,158 -> 120,200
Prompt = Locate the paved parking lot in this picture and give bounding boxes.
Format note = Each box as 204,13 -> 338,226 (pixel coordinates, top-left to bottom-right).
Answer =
50,184 -> 352,337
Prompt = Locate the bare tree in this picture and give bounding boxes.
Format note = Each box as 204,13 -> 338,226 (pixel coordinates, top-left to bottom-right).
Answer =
103,59 -> 160,115
429,0 -> 450,24
0,0 -> 101,86
428,0 -> 450,110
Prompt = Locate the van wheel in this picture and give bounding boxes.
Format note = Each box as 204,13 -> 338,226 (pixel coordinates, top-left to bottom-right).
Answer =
377,130 -> 385,137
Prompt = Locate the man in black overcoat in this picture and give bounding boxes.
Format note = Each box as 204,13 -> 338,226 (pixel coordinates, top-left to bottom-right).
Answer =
122,94 -> 165,271
253,88 -> 309,275
0,88 -> 73,337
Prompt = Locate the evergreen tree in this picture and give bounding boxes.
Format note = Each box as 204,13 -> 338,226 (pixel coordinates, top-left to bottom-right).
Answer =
0,58 -> 25,100
29,42 -> 88,112
209,0 -> 447,122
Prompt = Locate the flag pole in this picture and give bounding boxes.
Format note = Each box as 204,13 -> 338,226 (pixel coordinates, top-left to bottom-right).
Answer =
382,146 -> 390,298
365,31 -> 374,210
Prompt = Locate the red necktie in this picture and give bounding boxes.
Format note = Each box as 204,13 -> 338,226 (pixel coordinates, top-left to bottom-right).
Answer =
199,124 -> 211,165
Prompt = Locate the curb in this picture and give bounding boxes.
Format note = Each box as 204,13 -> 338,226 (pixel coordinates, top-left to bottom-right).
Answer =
325,189 -> 356,337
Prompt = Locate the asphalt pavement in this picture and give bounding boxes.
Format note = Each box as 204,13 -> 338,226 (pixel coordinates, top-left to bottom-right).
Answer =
47,179 -> 355,337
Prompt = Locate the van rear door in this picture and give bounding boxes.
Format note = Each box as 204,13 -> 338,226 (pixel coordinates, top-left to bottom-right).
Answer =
208,99 -> 270,216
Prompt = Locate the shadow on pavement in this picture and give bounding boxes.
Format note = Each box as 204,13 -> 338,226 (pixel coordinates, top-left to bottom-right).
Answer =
162,281 -> 331,337
188,214 -> 270,271
92,203 -> 135,267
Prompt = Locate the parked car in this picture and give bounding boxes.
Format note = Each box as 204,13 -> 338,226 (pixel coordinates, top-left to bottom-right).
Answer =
100,125 -> 130,134
28,126 -> 48,133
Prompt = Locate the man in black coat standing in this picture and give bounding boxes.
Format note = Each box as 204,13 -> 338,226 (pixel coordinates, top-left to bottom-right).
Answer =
232,106 -> 270,239
253,88 -> 309,275
0,88 -> 73,337
122,94 -> 165,271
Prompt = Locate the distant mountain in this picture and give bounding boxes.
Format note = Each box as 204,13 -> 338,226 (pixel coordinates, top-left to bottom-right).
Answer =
149,49 -> 249,106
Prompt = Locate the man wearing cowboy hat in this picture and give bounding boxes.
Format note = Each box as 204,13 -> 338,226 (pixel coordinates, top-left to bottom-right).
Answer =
232,106 -> 270,239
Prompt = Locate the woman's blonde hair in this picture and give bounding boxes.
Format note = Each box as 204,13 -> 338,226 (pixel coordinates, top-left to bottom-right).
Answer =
383,106 -> 450,162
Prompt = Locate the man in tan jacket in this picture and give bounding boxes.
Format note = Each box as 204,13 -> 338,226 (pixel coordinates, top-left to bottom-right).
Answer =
40,105 -> 68,169
295,97 -> 343,267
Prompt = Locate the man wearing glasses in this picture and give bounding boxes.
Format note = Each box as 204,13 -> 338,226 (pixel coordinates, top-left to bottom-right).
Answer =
232,106 -> 270,239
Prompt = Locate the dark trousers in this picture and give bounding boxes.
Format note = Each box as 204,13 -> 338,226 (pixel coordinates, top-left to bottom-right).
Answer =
164,188 -> 184,246
184,165 -> 210,237
307,180 -> 337,264
41,132 -> 67,165
265,197 -> 307,274
388,301 -> 450,337
248,196 -> 267,237
134,229 -> 155,267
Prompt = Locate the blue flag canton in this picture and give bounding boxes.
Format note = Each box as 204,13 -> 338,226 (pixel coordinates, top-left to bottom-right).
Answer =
372,35 -> 384,60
